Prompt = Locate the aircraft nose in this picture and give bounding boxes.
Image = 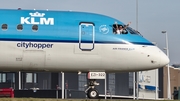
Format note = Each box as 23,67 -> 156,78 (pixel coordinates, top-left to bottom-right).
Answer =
160,52 -> 170,67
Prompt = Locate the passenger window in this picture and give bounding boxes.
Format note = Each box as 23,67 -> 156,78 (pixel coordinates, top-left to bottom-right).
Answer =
1,24 -> 8,30
32,25 -> 38,31
17,24 -> 23,31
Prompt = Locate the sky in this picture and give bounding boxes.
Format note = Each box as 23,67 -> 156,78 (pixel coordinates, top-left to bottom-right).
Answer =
0,0 -> 179,65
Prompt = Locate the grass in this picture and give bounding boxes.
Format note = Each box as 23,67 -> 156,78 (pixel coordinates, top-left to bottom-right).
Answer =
0,98 -> 178,101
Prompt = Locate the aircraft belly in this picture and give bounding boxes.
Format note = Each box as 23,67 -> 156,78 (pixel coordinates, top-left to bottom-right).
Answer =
44,43 -> 102,71
23,50 -> 45,69
0,41 -> 23,70
0,42 -> 156,72
0,42 -> 102,72
100,44 -> 153,72
120,45 -> 161,71
101,44 -> 130,71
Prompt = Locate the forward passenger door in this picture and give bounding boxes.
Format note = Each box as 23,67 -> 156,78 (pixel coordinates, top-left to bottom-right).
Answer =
79,22 -> 95,51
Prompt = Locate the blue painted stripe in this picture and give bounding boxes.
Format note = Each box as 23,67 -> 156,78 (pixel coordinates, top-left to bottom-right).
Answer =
0,38 -> 154,46
139,84 -> 157,91
145,85 -> 156,91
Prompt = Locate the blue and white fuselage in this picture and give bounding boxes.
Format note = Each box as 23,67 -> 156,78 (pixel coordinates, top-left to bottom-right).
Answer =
0,9 -> 169,72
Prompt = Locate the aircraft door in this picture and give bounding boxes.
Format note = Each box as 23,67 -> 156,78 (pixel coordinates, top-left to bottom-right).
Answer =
79,22 -> 95,51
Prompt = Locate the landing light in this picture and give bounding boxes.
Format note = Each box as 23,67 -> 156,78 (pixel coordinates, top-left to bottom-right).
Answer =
78,71 -> 81,75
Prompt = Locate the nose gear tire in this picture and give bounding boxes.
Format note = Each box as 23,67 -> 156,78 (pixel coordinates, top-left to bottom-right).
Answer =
87,88 -> 99,99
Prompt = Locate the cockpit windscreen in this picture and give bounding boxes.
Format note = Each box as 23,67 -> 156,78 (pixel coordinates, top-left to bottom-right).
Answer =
126,27 -> 142,36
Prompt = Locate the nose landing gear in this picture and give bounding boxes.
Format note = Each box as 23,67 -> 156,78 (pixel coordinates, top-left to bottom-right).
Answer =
85,79 -> 99,99
84,72 -> 106,99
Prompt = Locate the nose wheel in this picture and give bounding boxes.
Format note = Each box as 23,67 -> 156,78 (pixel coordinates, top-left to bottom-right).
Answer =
87,88 -> 99,99
85,79 -> 99,99
84,72 -> 106,99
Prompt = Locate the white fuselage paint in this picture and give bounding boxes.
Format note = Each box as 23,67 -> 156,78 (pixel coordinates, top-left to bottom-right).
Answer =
0,41 -> 165,73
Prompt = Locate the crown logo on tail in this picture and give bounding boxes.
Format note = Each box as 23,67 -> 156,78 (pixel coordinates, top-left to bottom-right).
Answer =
29,12 -> 45,17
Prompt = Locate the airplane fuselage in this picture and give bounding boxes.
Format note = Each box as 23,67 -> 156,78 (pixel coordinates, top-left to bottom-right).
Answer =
0,9 -> 169,73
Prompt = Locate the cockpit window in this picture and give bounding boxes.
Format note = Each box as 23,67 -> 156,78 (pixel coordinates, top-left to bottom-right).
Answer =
126,27 -> 136,34
126,27 -> 143,36
112,24 -> 128,34
111,22 -> 143,36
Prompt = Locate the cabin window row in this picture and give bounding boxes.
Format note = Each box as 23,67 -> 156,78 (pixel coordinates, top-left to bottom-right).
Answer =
1,24 -> 38,31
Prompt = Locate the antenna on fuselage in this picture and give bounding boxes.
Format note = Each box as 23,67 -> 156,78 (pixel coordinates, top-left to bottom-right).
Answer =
46,9 -> 49,11
34,8 -> 36,10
